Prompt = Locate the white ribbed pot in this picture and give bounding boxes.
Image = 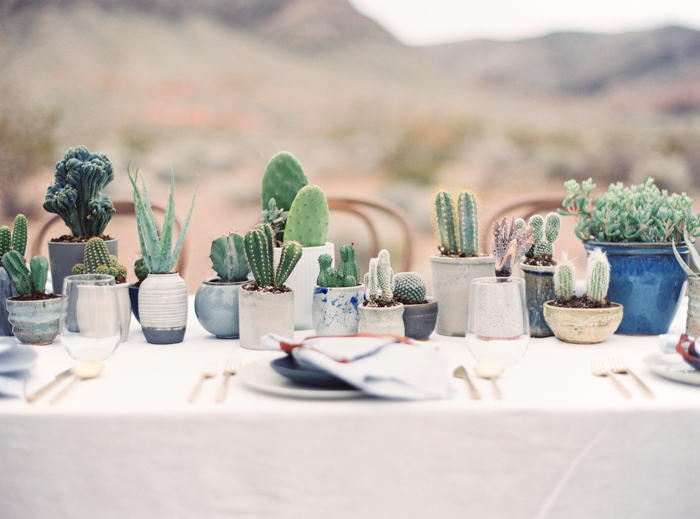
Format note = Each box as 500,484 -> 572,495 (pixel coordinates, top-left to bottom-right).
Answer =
430,254 -> 495,337
274,242 -> 334,330
358,303 -> 405,336
138,272 -> 188,344
239,286 -> 294,350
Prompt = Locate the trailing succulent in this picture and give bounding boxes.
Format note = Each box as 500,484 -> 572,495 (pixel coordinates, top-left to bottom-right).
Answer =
243,223 -> 302,290
260,152 -> 330,247
2,251 -> 50,297
71,237 -> 127,283
43,146 -> 116,238
434,188 -> 479,257
0,214 -> 27,267
128,165 -> 197,274
393,272 -> 427,305
560,177 -> 700,243
363,249 -> 397,307
553,249 -> 611,308
209,232 -> 249,283
521,212 -> 560,266
316,244 -> 361,288
492,217 -> 534,278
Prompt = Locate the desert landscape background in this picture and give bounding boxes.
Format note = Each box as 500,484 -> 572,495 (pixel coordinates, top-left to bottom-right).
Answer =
1,0 -> 699,291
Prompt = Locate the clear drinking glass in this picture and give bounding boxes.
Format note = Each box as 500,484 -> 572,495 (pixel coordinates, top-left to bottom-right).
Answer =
466,276 -> 530,366
61,274 -> 122,361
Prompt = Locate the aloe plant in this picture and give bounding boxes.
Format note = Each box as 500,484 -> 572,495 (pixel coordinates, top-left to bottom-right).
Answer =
128,165 -> 197,274
672,228 -> 700,279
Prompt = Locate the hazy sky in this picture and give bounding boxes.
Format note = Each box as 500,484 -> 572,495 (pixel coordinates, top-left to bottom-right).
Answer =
348,0 -> 700,46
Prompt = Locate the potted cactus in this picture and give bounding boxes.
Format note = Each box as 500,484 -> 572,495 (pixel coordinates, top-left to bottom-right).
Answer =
672,229 -> 700,339
261,152 -> 333,330
128,165 -> 196,344
195,232 -> 250,339
312,244 -> 366,336
0,215 -> 27,335
43,146 -> 117,294
3,251 -> 61,345
519,213 -> 561,337
560,177 -> 699,335
129,257 -> 148,323
430,189 -> 495,336
543,249 -> 623,343
393,272 -> 437,341
70,237 -> 131,342
239,224 -> 302,349
358,249 -> 405,336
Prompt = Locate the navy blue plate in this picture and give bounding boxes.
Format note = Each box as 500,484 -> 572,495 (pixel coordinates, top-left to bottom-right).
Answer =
270,356 -> 355,389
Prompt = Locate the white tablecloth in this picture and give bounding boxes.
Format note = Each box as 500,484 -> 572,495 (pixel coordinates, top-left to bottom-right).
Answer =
1,298 -> 698,519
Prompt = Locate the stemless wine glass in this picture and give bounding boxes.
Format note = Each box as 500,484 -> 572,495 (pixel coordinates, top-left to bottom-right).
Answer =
61,274 -> 122,361
466,276 -> 530,366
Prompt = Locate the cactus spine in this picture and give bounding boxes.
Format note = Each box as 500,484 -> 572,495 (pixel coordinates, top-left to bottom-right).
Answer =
394,272 -> 427,303
2,251 -> 49,296
553,255 -> 576,300
209,232 -> 249,283
457,190 -> 478,256
585,248 -> 610,303
435,189 -> 479,256
71,237 -> 127,282
527,212 -> 560,258
368,249 -> 395,303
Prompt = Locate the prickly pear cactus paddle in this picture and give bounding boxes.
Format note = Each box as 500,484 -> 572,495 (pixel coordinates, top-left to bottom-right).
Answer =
283,185 -> 330,247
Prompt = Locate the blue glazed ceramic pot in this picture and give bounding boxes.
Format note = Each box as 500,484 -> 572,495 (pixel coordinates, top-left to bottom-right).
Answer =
520,263 -> 555,338
312,284 -> 365,336
129,284 -> 140,323
583,241 -> 689,335
194,277 -> 246,339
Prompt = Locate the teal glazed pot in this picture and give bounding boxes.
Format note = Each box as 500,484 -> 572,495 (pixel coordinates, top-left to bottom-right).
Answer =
520,262 -> 555,338
583,241 -> 689,335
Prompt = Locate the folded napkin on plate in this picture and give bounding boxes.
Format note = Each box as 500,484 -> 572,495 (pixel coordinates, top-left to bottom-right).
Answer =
260,334 -> 452,400
659,334 -> 695,354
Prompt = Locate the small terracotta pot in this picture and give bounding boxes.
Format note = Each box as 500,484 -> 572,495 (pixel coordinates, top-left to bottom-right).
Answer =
543,301 -> 623,344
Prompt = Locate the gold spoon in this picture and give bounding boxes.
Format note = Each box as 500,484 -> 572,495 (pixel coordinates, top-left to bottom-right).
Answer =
474,362 -> 504,400
49,361 -> 105,405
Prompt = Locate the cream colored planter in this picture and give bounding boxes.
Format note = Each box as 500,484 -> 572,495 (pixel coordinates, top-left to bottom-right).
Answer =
358,303 -> 405,336
239,287 -> 294,350
543,301 -> 623,344
138,272 -> 188,344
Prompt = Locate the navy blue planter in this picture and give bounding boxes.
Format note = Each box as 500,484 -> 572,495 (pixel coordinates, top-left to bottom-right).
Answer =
520,263 -> 555,338
583,241 -> 689,335
129,284 -> 140,324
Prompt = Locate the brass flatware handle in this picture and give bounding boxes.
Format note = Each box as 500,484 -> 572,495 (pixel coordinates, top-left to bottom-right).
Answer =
27,370 -> 72,403
491,379 -> 503,401
216,375 -> 230,403
189,376 -> 205,403
628,369 -> 655,398
49,376 -> 78,405
608,372 -> 632,399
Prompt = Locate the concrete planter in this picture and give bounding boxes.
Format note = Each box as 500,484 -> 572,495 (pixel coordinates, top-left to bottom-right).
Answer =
138,272 -> 188,344
239,286 -> 295,349
47,238 -> 118,295
543,301 -> 623,344
312,284 -> 365,336
520,262 -> 556,338
358,303 -> 405,336
0,267 -> 18,336
430,254 -> 495,337
194,277 -> 246,339
6,296 -> 61,345
686,277 -> 700,339
274,242 -> 334,331
402,297 -> 438,341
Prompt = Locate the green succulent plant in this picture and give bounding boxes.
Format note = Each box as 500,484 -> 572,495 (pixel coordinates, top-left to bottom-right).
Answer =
71,237 -> 127,283
244,223 -> 302,288
434,188 -> 479,257
209,232 -> 249,283
0,214 -> 27,267
316,244 -> 361,288
526,212 -> 560,259
492,217 -> 534,277
560,177 -> 700,243
393,272 -> 427,303
128,165 -> 196,275
134,257 -> 149,283
2,251 -> 49,296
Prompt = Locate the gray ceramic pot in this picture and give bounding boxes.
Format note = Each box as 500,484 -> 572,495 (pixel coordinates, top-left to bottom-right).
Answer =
0,267 -> 18,336
402,297 -> 438,341
358,303 -> 405,336
6,296 -> 61,345
194,277 -> 246,339
520,262 -> 556,338
48,238 -> 118,295
239,287 -> 294,350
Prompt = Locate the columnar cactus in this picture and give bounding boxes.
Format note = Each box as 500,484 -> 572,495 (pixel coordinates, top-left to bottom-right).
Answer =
364,249 -> 395,303
71,237 -> 127,283
43,146 -> 116,238
283,185 -> 330,247
492,217 -> 534,277
316,244 -> 361,288
244,223 -> 302,288
394,272 -> 427,303
435,188 -> 479,256
553,254 -> 576,300
527,212 -> 561,258
365,258 -> 378,298
2,251 -> 49,296
0,214 -> 27,266
585,248 -> 610,304
209,232 -> 249,283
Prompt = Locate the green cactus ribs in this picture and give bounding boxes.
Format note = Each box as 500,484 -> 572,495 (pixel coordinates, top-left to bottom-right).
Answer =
242,223 -> 302,293
362,249 -> 399,308
523,212 -> 560,266
550,249 -> 614,309
393,272 -> 428,304
2,251 -> 57,300
434,188 -> 480,257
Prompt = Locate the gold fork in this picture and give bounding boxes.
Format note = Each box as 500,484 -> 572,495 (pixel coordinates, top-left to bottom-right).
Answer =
216,357 -> 241,403
591,360 -> 632,398
609,357 -> 655,398
189,362 -> 218,403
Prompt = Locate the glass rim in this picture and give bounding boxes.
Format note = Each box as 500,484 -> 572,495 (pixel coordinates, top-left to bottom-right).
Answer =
63,274 -> 116,285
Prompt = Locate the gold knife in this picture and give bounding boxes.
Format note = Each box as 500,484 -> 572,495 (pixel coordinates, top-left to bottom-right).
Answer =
453,365 -> 481,400
26,367 -> 74,403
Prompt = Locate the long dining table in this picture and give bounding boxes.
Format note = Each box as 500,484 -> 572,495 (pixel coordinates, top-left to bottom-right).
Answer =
1,296 -> 699,519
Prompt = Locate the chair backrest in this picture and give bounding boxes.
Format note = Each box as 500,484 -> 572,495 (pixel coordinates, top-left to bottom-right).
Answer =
30,198 -> 188,277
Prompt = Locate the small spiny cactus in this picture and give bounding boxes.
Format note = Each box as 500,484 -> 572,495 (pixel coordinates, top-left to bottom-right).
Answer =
0,215 -> 28,267
317,244 -> 361,288
2,251 -> 49,296
71,237 -> 127,283
209,232 -> 249,283
244,223 -> 302,288
365,249 -> 395,303
527,213 -> 561,259
585,248 -> 610,304
394,272 -> 427,303
134,258 -> 149,282
435,189 -> 479,257
553,253 -> 576,300
492,217 -> 534,277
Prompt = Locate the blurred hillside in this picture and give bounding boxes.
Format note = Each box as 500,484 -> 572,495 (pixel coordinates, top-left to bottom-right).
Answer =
1,0 -> 699,288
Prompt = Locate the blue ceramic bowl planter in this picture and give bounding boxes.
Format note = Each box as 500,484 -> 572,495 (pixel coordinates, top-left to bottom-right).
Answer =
583,241 -> 689,335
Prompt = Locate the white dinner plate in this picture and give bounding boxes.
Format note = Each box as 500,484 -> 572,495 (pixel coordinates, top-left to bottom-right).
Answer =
0,344 -> 38,373
239,357 -> 364,399
643,351 -> 700,386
